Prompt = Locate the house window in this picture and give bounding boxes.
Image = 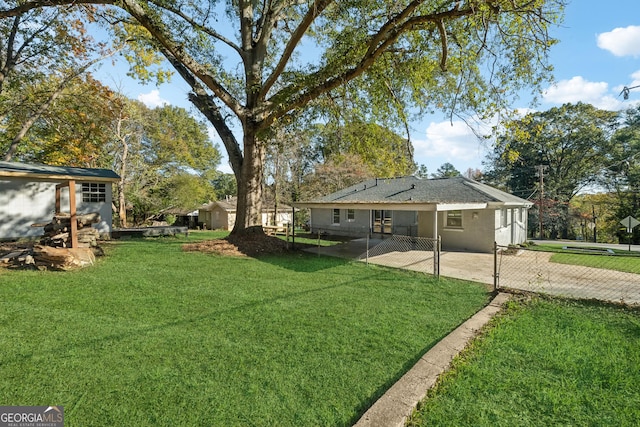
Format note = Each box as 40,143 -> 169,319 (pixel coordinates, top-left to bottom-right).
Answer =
82,183 -> 106,203
347,209 -> 355,221
332,209 -> 340,224
501,209 -> 508,228
446,210 -> 463,228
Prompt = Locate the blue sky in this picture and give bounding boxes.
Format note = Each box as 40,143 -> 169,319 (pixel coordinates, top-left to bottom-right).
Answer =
95,1 -> 640,176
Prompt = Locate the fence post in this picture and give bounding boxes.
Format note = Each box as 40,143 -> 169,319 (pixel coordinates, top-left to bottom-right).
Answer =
435,236 -> 441,279
493,241 -> 498,292
366,231 -> 370,266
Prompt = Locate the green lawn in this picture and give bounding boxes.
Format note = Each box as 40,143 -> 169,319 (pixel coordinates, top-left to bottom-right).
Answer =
525,243 -> 640,274
0,232 -> 489,426
409,297 -> 640,426
550,252 -> 640,274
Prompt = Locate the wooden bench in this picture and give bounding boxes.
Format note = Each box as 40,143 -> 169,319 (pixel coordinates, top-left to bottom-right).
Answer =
263,225 -> 288,236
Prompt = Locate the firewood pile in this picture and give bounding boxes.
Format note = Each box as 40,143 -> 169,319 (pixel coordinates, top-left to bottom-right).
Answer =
0,212 -> 102,271
40,212 -> 101,248
0,245 -> 96,271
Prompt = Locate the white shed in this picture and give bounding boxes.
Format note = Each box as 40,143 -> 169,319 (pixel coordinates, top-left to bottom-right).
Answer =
0,161 -> 119,240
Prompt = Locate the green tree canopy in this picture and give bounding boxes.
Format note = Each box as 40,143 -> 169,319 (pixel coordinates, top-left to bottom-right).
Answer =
0,0 -> 566,235
485,102 -> 619,238
317,120 -> 415,177
432,162 -> 461,178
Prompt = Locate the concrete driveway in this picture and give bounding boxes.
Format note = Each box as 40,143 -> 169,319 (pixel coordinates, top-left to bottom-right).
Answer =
307,239 -> 640,306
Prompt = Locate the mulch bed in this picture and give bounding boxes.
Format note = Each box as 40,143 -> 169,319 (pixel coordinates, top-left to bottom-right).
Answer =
2,233 -> 313,264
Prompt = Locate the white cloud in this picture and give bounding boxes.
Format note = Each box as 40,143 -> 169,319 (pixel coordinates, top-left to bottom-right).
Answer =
137,89 -> 169,108
542,76 -> 623,110
412,120 -> 490,173
597,25 -> 640,57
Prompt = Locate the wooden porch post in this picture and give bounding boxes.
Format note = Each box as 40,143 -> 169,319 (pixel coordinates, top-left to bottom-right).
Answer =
55,186 -> 61,214
68,180 -> 78,249
55,180 -> 78,249
433,210 -> 438,239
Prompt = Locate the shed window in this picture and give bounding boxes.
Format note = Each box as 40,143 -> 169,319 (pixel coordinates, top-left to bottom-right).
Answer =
446,210 -> 463,228
82,183 -> 106,203
332,209 -> 340,224
347,209 -> 355,221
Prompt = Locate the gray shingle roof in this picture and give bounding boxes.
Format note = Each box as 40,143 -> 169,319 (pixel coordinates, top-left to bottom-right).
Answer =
0,161 -> 119,181
307,176 -> 531,205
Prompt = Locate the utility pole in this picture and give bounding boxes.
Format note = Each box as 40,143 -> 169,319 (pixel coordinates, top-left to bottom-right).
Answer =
535,165 -> 547,239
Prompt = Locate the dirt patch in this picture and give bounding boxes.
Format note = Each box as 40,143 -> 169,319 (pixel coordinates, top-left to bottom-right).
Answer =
182,233 -> 312,257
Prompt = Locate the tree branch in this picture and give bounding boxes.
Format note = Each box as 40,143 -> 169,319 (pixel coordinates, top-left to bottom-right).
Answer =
0,0 -> 111,18
160,48 -> 244,176
263,1 -> 478,126
120,0 -> 246,117
146,0 -> 243,56
261,0 -> 333,98
3,50 -> 117,161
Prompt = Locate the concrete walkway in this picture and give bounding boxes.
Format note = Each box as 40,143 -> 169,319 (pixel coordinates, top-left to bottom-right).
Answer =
353,292 -> 512,427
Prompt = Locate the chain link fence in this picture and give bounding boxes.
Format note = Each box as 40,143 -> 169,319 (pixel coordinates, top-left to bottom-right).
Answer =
307,233 -> 440,276
495,245 -> 640,306
360,235 -> 440,276
306,233 -> 640,306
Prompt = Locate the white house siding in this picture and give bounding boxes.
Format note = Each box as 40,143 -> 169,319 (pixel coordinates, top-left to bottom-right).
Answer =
392,211 -> 418,236
310,208 -> 370,236
511,208 -> 528,244
262,211 -> 293,227
0,177 -> 114,240
494,208 -> 513,248
439,210 -> 495,253
493,208 -> 528,248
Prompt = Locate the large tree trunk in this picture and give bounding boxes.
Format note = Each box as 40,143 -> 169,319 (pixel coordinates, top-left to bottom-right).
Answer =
232,129 -> 265,235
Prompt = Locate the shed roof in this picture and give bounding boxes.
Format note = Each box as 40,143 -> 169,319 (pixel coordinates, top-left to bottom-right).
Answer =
0,161 -> 119,182
295,176 -> 532,210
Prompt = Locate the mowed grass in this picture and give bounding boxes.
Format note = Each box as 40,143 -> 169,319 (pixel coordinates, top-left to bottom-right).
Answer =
0,232 -> 489,426
525,243 -> 640,274
409,297 -> 640,426
550,252 -> 640,274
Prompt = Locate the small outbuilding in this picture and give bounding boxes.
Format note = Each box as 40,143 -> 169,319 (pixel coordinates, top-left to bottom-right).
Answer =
199,196 -> 294,230
0,161 -> 119,240
294,176 -> 533,253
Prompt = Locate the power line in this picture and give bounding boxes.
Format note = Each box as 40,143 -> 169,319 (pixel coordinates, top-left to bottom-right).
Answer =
620,84 -> 640,100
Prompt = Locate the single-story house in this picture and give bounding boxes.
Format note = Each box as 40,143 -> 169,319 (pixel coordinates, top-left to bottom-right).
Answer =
0,161 -> 119,240
294,176 -> 533,253
199,196 -> 294,230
